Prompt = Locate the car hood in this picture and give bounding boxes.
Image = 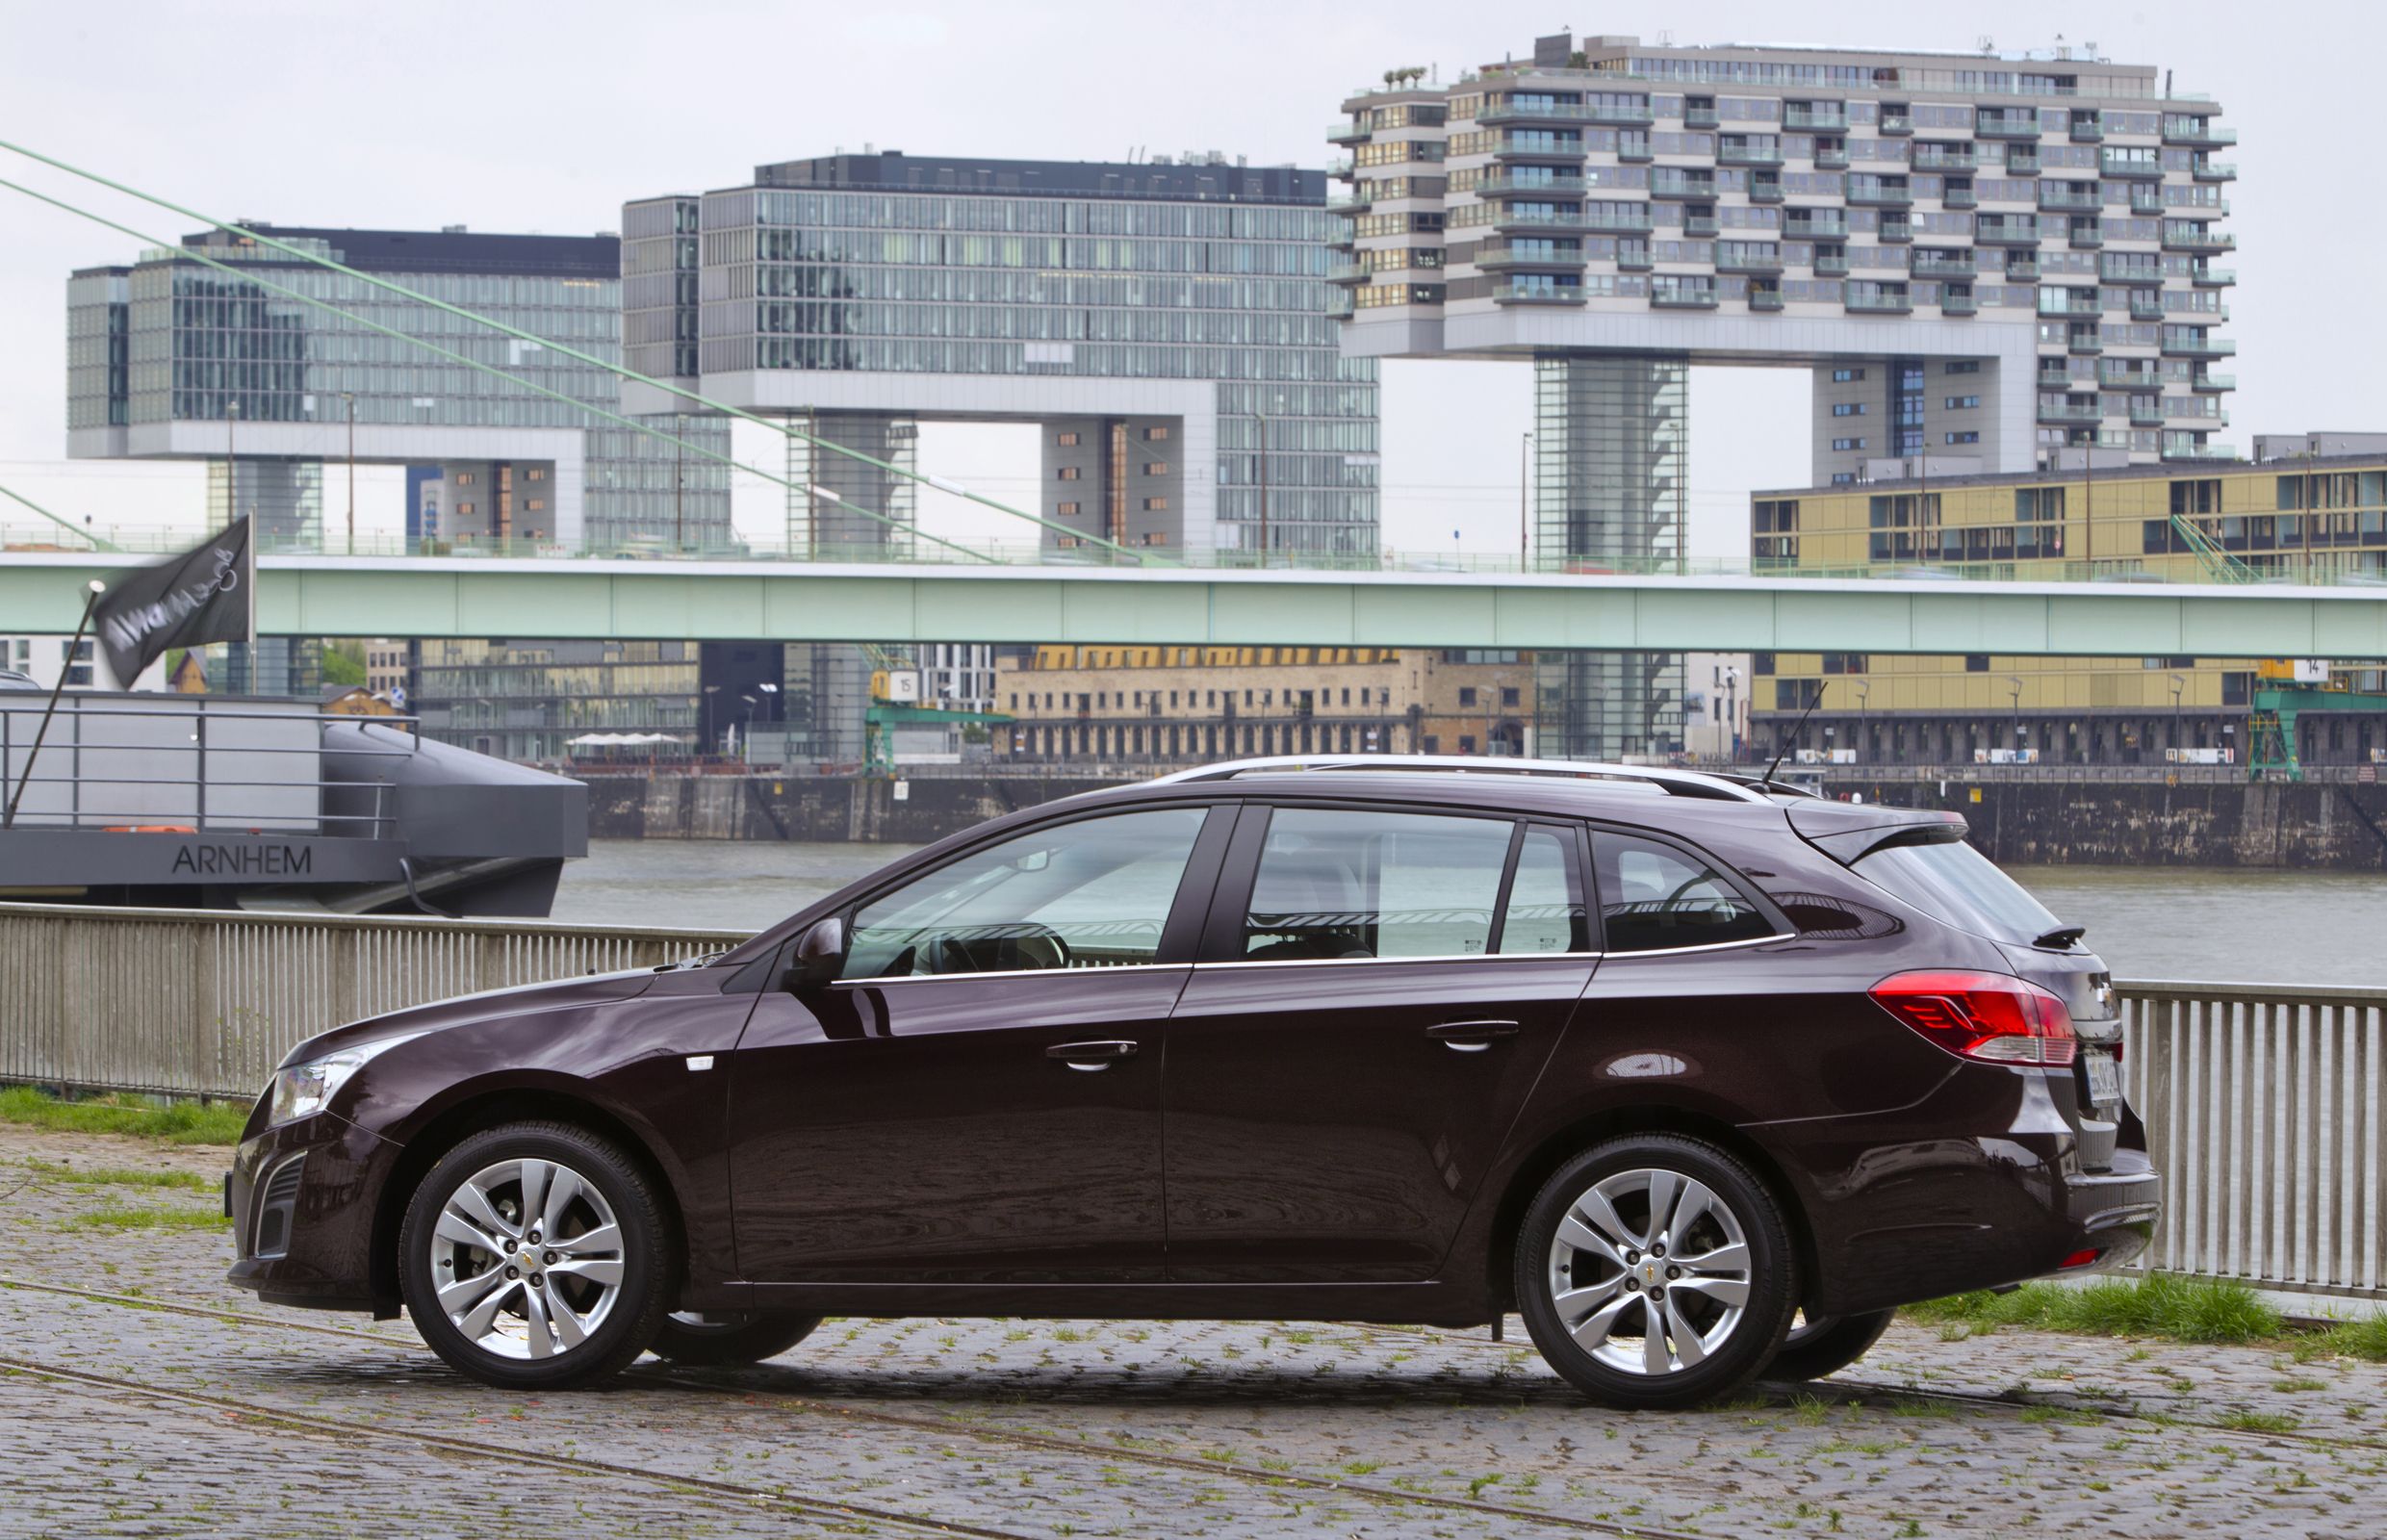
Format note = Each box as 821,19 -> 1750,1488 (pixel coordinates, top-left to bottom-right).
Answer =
275,967 -> 661,1068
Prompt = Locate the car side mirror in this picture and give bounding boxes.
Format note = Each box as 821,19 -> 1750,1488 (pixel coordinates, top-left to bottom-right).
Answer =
787,915 -> 845,995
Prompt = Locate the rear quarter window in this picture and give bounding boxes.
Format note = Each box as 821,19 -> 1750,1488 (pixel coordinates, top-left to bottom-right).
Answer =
1854,838 -> 2062,944
1592,831 -> 1779,953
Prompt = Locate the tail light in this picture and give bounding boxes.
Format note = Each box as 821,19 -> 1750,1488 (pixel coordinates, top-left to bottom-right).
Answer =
1868,970 -> 2079,1067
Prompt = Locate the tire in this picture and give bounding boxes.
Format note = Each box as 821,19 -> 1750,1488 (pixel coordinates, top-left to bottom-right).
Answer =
398,1120 -> 673,1390
1513,1133 -> 1797,1410
650,1311 -> 823,1367
1761,1309 -> 1895,1383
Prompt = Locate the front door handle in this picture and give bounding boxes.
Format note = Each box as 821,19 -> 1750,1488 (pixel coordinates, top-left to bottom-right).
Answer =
1046,1040 -> 1139,1071
1427,1019 -> 1521,1053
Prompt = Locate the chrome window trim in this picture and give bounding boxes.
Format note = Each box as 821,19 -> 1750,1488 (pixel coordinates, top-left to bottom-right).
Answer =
833,961 -> 1190,987
1194,949 -> 1604,971
1594,931 -> 1789,960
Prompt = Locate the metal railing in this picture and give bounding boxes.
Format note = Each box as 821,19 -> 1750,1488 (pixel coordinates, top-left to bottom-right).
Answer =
0,903 -> 741,1100
2119,982 -> 2385,1305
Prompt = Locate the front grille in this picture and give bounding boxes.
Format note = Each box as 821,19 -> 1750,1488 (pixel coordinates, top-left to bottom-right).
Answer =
251,1153 -> 306,1259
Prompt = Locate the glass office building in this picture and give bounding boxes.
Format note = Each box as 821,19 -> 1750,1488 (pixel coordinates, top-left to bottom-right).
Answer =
625,152 -> 1379,557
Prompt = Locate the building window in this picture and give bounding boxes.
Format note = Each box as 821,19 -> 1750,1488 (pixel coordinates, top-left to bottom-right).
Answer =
1056,501 -> 1080,516
1832,368 -> 1866,382
1142,425 -> 1170,441
454,473 -> 475,486
1944,395 -> 1980,410
1055,431 -> 1080,447
525,499 -> 546,512
1830,473 -> 1855,485
1831,437 -> 1865,451
1142,497 -> 1168,511
1946,360 -> 1981,374
1944,431 -> 1980,446
1458,686 -> 1478,706
1057,466 -> 1081,481
1965,654 -> 1989,673
1423,735 -> 1441,754
457,502 -> 475,517
1502,686 -> 1521,706
526,467 -> 546,481
1056,535 -> 1083,549
1832,402 -> 1867,417
1142,462 -> 1168,476
1139,531 -> 1169,546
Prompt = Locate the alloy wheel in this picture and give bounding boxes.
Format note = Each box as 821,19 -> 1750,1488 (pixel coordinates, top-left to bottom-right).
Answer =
428,1157 -> 626,1361
1544,1165 -> 1755,1376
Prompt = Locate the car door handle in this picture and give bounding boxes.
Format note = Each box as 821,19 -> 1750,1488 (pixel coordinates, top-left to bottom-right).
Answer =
1427,1020 -> 1521,1052
1046,1040 -> 1139,1071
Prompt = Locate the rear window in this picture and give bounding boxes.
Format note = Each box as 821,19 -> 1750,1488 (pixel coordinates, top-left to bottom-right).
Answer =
1855,838 -> 2063,943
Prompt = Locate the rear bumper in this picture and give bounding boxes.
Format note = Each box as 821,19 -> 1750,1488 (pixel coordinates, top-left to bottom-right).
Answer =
1752,1065 -> 2160,1317
225,1109 -> 398,1312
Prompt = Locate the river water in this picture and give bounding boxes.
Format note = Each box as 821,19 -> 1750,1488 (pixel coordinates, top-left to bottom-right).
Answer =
551,839 -> 2387,988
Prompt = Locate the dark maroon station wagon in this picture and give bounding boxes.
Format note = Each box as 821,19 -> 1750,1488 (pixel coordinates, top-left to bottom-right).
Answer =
227,757 -> 2158,1409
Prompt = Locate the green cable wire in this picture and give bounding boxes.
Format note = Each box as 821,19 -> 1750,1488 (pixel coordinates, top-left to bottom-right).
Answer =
0,173 -> 995,564
0,138 -> 1161,566
0,480 -> 119,552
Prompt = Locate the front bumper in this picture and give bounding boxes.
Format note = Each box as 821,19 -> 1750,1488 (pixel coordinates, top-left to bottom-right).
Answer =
1754,1065 -> 2161,1317
225,1109 -> 398,1312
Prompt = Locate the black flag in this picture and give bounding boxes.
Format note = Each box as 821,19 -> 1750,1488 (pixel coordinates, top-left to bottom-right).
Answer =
94,518 -> 250,685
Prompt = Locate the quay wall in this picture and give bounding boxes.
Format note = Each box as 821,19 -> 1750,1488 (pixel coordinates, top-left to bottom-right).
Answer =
585,771 -> 2387,869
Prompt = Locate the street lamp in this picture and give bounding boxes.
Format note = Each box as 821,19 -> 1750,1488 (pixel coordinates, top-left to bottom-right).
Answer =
1723,664 -> 1741,761
343,392 -> 356,555
2005,675 -> 2025,758
2168,672 -> 2187,759
1519,431 -> 1534,569
1853,678 -> 1871,764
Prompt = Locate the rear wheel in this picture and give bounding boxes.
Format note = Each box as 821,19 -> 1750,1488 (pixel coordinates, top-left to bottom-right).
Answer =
650,1311 -> 823,1367
1513,1133 -> 1797,1410
398,1121 -> 672,1390
1761,1309 -> 1895,1383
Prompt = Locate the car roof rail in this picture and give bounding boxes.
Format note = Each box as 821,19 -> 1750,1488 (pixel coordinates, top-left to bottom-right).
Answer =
1144,755 -> 1772,804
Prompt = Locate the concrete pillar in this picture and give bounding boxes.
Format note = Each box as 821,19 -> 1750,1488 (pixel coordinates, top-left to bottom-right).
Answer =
785,411 -> 918,557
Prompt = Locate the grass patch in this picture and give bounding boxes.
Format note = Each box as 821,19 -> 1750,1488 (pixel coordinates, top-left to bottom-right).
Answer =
13,1157 -> 213,1192
1906,1273 -> 2281,1346
0,1086 -> 247,1145
2319,1316 -> 2387,1362
58,1204 -> 227,1232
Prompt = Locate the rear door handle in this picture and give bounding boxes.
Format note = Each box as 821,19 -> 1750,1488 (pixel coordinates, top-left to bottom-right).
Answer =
1046,1040 -> 1139,1071
1426,1019 -> 1521,1052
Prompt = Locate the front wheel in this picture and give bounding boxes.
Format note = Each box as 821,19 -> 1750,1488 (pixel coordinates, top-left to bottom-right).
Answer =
398,1120 -> 673,1390
1513,1133 -> 1797,1410
1761,1309 -> 1895,1383
650,1311 -> 823,1367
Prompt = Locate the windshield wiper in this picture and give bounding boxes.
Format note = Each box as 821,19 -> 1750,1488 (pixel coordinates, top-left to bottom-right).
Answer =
2031,925 -> 2088,951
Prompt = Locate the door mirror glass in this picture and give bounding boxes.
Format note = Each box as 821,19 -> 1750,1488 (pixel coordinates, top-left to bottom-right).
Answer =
843,808 -> 1207,980
788,915 -> 845,993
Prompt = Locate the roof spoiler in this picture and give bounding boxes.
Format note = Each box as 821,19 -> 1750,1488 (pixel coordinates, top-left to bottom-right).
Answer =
1785,800 -> 1969,865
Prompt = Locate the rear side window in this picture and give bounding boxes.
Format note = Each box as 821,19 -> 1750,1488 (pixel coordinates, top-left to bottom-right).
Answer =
1855,837 -> 2063,943
1499,826 -> 1590,955
1593,832 -> 1777,953
1242,808 -> 1511,960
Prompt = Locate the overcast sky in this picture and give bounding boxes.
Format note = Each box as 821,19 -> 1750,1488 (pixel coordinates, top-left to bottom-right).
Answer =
0,0 -> 2374,562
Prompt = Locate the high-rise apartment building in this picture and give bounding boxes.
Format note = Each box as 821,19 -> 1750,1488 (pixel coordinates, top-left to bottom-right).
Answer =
624,151 -> 1379,558
1331,31 -> 2232,758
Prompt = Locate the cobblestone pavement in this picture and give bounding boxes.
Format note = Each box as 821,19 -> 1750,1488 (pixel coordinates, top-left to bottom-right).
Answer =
7,1125 -> 2387,1538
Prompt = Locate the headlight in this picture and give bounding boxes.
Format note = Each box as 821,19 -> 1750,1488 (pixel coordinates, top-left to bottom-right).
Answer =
267,1034 -> 424,1127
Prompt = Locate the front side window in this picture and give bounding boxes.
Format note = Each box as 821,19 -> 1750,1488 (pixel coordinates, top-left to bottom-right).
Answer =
843,808 -> 1207,979
1593,832 -> 1776,953
1242,808 -> 1512,961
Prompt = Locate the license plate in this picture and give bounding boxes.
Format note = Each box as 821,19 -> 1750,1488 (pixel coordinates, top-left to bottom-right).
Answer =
2084,1051 -> 2121,1109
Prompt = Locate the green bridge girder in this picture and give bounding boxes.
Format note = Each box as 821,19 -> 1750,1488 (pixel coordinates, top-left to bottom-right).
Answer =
9,552 -> 2387,658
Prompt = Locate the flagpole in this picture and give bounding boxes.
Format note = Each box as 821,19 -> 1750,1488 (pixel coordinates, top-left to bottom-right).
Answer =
3,579 -> 106,831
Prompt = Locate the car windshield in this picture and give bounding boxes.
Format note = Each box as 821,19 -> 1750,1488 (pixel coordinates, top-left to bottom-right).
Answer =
1854,837 -> 2066,944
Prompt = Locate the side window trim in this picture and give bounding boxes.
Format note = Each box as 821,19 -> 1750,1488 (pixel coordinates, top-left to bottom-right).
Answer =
1481,821 -> 1530,954
1584,821 -> 1793,957
834,800 -> 1236,982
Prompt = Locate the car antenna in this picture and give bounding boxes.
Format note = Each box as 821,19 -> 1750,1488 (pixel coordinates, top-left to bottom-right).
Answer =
1760,680 -> 1828,788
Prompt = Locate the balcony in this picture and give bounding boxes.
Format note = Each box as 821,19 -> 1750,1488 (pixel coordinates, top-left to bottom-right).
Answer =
1975,114 -> 2043,141
1813,146 -> 1850,170
1939,292 -> 1979,316
1683,214 -> 1720,237
1325,189 -> 1371,212
1326,157 -> 1354,177
1477,101 -> 1594,126
2192,372 -> 2236,393
2131,400 -> 2168,426
1715,247 -> 1784,274
1912,251 -> 1976,279
1878,220 -> 1913,244
1326,291 -> 1355,320
1846,289 -> 1913,315
1785,217 -> 1848,242
1327,120 -> 1370,144
2129,295 -> 2169,322
1589,103 -> 1657,127
2161,441 -> 2241,462
1616,245 -> 1654,271
2194,160 -> 2239,182
1684,106 -> 1719,130
1878,113 -> 1912,136
1812,252 -> 1850,277
1617,135 -> 1654,163
2039,398 -> 2104,424
2164,118 -> 2238,146
1500,209 -> 1650,236
2069,117 -> 2106,142
2005,148 -> 2042,175
2101,151 -> 2167,181
2039,364 -> 2081,388
2100,369 -> 2162,391
1718,142 -> 1785,167
1652,286 -> 1721,310
1326,262 -> 1371,284
2038,183 -> 2103,213
1475,172 -> 1591,198
2192,266 -> 2236,287
1975,222 -> 2043,247
2129,191 -> 2166,217
1784,106 -> 1846,132
2163,227 -> 2236,252
2161,333 -> 2236,359
1649,170 -> 1719,200
2004,257 -> 2041,281
1912,146 -> 1978,172
2068,226 -> 2105,250
1749,176 -> 1784,204
1475,245 -> 1584,270
2039,294 -> 2103,318
1493,135 -> 1587,162
1493,283 -> 1587,305
1845,182 -> 1913,208
1749,288 -> 1785,312
2066,333 -> 2105,356
1941,187 -> 1978,210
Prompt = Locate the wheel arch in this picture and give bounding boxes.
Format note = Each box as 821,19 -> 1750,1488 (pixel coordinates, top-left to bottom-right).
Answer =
1482,1105 -> 1821,1318
370,1086 -> 687,1317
